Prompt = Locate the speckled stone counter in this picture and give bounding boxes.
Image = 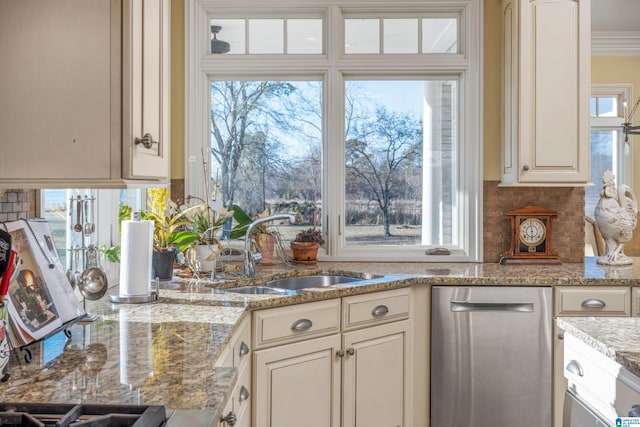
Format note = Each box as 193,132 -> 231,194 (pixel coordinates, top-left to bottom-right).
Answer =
557,317 -> 640,378
1,256 -> 639,425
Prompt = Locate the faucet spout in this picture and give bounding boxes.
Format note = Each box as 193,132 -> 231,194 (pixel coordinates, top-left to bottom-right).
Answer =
244,213 -> 298,277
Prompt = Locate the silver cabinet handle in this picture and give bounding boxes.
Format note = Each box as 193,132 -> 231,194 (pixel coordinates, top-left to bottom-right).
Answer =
134,133 -> 159,149
220,411 -> 237,426
239,341 -> 249,358
581,298 -> 606,309
291,318 -> 313,331
336,349 -> 345,358
346,347 -> 355,356
522,165 -> 530,171
239,385 -> 250,402
371,305 -> 389,317
566,360 -> 584,377
629,404 -> 640,417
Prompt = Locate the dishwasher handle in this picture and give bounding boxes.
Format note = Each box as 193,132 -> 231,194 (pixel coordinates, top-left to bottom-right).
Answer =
450,301 -> 534,313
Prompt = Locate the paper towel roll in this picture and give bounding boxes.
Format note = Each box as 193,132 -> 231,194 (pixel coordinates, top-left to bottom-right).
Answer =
118,220 -> 153,297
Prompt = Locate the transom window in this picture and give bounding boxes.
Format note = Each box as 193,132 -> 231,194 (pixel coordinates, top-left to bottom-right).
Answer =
186,0 -> 482,262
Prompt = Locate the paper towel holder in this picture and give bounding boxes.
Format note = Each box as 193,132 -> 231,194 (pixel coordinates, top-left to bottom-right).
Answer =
110,277 -> 160,304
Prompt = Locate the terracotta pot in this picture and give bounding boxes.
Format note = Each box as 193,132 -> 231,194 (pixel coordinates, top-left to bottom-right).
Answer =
290,241 -> 319,264
255,233 -> 275,264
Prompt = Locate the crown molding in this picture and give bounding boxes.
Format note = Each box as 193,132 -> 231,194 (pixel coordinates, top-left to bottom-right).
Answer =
592,31 -> 640,56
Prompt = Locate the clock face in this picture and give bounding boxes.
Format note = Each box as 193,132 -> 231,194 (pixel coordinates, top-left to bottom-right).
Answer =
519,218 -> 546,246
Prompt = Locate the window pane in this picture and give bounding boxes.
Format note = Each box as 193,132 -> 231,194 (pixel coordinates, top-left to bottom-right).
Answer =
597,97 -> 618,117
345,19 -> 380,54
249,19 -> 284,54
344,79 -> 457,247
422,18 -> 457,53
587,130 -> 615,217
287,19 -> 323,54
210,19 -> 245,54
42,190 -> 68,266
590,97 -> 597,117
384,19 -> 418,54
209,80 -> 323,240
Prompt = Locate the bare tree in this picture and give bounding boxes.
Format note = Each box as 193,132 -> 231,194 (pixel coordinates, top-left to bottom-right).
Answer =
346,106 -> 423,237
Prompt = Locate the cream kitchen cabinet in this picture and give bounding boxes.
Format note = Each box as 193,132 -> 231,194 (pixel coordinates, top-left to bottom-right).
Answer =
0,0 -> 169,188
633,288 -> 640,316
252,288 -> 412,427
500,0 -> 590,185
553,286 -> 631,426
217,314 -> 252,427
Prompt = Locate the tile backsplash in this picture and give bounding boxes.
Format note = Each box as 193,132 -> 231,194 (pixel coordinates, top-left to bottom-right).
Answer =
0,189 -> 36,222
483,181 -> 585,263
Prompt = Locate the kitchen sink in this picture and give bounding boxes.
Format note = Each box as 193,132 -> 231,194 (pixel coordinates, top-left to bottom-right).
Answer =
221,275 -> 369,295
261,275 -> 364,290
222,286 -> 293,295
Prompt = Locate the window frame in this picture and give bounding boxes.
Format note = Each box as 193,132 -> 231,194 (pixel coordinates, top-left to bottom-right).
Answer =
185,0 -> 483,262
590,84 -> 633,187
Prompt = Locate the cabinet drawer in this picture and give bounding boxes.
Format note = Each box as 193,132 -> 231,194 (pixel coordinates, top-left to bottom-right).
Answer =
554,287 -> 630,316
231,315 -> 251,369
633,288 -> 640,317
342,288 -> 410,331
253,299 -> 340,349
564,333 -> 640,420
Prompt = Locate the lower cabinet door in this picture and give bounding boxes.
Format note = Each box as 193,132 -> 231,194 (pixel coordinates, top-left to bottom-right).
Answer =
253,334 -> 341,427
342,320 -> 410,427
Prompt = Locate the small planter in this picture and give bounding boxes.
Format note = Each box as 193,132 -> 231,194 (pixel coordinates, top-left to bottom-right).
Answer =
152,249 -> 175,281
255,233 -> 276,264
290,241 -> 320,265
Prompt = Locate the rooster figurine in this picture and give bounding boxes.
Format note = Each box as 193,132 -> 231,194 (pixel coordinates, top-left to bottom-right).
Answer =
594,171 -> 638,265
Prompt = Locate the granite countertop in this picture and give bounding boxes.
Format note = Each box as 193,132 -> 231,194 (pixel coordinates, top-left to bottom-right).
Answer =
1,257 -> 639,425
557,317 -> 640,378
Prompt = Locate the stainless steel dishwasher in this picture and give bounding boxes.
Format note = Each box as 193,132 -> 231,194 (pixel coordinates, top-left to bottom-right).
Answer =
431,286 -> 553,427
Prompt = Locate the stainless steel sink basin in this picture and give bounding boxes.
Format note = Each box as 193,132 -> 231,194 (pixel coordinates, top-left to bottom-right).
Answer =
261,275 -> 364,290
223,286 -> 292,295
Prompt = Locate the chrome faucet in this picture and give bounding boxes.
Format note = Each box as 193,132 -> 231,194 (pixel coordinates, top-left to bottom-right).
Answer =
244,213 -> 298,277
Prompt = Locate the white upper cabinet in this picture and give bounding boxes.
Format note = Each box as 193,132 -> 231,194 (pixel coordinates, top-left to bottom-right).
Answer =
0,0 -> 170,188
501,0 -> 590,185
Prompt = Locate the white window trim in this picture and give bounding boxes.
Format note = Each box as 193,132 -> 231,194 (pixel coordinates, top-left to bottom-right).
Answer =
591,84 -> 633,186
185,0 -> 483,262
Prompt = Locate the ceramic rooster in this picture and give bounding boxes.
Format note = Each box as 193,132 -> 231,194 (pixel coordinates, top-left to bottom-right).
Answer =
594,171 -> 638,265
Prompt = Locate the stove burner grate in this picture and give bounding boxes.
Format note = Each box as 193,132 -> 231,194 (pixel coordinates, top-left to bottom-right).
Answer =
0,403 -> 167,427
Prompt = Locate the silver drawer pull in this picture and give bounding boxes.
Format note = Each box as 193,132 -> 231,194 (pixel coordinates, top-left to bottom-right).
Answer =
566,360 -> 584,377
291,318 -> 313,331
371,305 -> 389,317
239,341 -> 249,358
581,298 -> 606,309
629,404 -> 640,418
239,385 -> 250,402
220,411 -> 237,426
134,133 -> 159,149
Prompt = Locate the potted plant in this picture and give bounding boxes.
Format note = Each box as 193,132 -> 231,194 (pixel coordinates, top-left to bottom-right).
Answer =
230,204 -> 282,264
186,205 -> 233,275
290,226 -> 325,265
141,188 -> 204,280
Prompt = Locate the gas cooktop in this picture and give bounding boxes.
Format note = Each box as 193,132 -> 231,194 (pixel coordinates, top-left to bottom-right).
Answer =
0,403 -> 167,427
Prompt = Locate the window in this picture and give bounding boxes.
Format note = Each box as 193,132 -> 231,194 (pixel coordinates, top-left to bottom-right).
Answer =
41,189 -> 143,282
186,0 -> 482,262
587,85 -> 632,218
